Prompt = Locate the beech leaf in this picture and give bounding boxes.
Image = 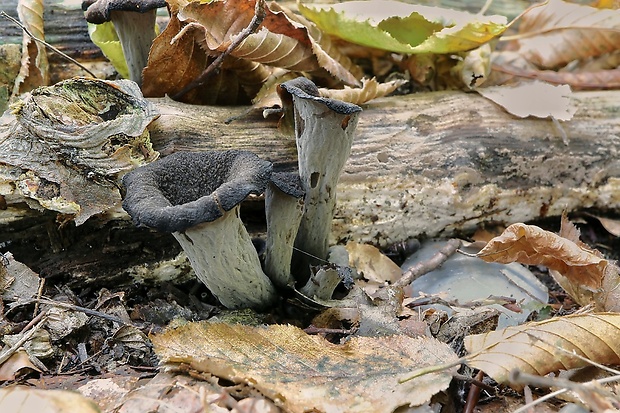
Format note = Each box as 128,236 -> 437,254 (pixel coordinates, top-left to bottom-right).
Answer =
152,322 -> 457,412
0,386 -> 101,413
516,0 -> 620,69
319,77 -> 406,106
165,0 -> 361,86
299,1 -> 507,54
14,0 -> 49,94
464,313 -> 620,390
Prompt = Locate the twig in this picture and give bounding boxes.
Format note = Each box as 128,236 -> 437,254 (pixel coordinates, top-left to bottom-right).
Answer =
0,310 -> 49,365
395,238 -> 462,286
462,370 -> 488,413
33,277 -> 45,318
11,297 -> 130,325
510,369 -> 618,412
0,11 -> 97,78
171,0 -> 266,100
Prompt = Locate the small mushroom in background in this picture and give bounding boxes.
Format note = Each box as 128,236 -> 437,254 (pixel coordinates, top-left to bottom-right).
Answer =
264,172 -> 305,288
121,150 -> 277,310
278,77 -> 362,279
82,0 -> 167,86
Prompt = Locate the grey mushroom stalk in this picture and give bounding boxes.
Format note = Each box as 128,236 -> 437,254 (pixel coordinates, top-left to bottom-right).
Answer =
121,150 -> 277,309
278,78 -> 362,278
83,0 -> 167,86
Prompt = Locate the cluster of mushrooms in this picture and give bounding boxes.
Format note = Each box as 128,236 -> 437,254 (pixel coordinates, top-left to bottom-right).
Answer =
122,78 -> 362,309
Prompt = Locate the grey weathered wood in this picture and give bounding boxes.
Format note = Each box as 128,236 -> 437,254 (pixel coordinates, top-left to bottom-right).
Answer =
147,90 -> 620,247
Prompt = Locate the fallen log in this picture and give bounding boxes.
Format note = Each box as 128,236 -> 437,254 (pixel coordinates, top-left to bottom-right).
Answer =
1,88 -> 619,286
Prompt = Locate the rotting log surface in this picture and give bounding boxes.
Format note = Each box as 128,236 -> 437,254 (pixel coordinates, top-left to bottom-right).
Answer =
2,90 -> 619,286
1,0 -> 619,284
149,90 -> 620,245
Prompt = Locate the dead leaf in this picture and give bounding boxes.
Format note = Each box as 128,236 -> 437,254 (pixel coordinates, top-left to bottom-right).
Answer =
319,78 -> 406,105
152,322 -> 457,412
13,0 -> 49,96
0,350 -> 40,382
0,386 -> 101,413
152,0 -> 361,102
516,0 -> 620,69
477,222 -> 609,290
346,241 -> 402,284
476,81 -> 576,120
143,14 -> 273,105
585,213 -> 620,237
464,313 -> 620,391
0,251 -> 40,302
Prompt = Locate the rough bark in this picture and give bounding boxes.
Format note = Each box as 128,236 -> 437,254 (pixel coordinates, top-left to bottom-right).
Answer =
1,89 -> 619,287
1,0 -> 619,286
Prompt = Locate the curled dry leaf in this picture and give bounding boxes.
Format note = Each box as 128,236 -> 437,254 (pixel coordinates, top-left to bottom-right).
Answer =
152,322 -> 457,413
13,0 -> 49,95
464,313 -> 620,391
150,0 -> 362,103
516,0 -> 620,69
143,14 -> 273,104
477,222 -> 608,290
319,77 -> 406,105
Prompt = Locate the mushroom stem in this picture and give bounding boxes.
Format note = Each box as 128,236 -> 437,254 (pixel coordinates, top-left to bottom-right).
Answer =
280,78 -> 362,278
110,8 -> 157,86
173,206 -> 277,309
264,173 -> 304,288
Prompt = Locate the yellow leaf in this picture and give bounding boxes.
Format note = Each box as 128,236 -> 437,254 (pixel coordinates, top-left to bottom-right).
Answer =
152,322 -> 457,412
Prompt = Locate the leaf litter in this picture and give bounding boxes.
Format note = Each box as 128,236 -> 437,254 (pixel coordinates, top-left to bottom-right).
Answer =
3,0 -> 620,412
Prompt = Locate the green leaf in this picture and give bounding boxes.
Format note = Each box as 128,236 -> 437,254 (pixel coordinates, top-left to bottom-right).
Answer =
87,22 -> 130,79
299,0 -> 508,54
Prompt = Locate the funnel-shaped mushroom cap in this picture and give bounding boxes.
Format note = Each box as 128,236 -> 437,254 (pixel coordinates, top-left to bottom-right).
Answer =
82,0 -> 167,24
122,150 -> 272,233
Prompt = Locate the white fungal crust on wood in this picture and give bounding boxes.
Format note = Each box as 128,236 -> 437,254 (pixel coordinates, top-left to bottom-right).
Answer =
173,206 -> 277,309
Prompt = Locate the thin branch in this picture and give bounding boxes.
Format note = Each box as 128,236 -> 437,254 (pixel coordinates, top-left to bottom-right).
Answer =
0,310 -> 49,365
395,238 -> 462,286
171,0 -> 266,100
0,11 -> 98,78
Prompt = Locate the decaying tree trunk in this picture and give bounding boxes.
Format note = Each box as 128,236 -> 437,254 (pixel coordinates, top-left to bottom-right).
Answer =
1,0 -> 619,285
1,89 -> 619,286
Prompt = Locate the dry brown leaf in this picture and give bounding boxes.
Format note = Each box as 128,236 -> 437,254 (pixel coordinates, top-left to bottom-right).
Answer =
0,350 -> 40,381
13,0 -> 49,96
516,0 -> 620,69
489,51 -> 620,90
585,213 -> 620,237
0,386 -> 101,413
143,15 -> 273,104
167,0 -> 360,87
476,81 -> 576,121
319,77 -> 406,105
345,241 -> 402,284
477,222 -> 609,290
464,313 -> 620,390
152,322 -> 457,412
